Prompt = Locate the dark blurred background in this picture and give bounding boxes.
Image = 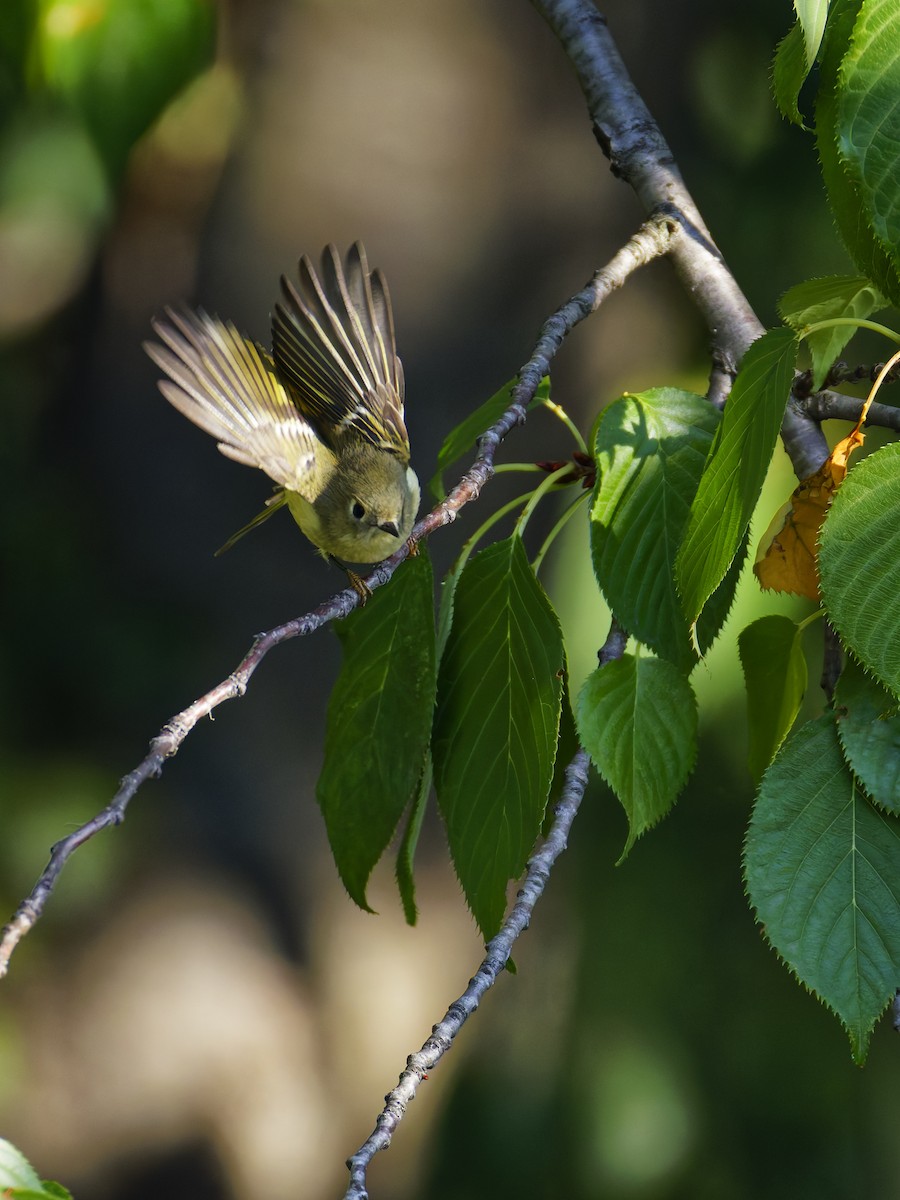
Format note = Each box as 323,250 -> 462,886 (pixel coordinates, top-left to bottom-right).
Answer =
2,1 -> 897,1198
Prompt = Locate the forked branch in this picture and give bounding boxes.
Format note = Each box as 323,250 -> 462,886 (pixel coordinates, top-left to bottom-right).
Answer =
0,212 -> 678,979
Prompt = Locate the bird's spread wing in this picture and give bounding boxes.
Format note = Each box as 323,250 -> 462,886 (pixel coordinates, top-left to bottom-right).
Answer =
145,309 -> 325,500
272,242 -> 410,463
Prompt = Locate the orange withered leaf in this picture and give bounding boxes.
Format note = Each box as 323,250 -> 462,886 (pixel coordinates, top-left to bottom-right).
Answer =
754,425 -> 865,599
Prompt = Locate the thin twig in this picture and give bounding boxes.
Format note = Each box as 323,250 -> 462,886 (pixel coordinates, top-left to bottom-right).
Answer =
0,215 -> 676,980
343,750 -> 592,1199
794,390 -> 900,432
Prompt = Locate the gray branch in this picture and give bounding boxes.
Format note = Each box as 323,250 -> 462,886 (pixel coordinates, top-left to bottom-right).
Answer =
530,0 -> 829,477
794,390 -> 900,431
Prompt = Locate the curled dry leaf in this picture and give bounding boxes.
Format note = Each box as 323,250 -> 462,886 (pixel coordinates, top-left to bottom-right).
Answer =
754,425 -> 864,599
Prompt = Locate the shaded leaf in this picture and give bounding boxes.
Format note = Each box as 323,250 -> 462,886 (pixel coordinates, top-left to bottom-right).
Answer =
395,541 -> 471,923
676,328 -> 797,627
745,714 -> 900,1063
819,441 -> 900,697
738,615 -> 808,780
695,528 -> 750,656
779,274 -> 887,388
318,552 -> 436,910
590,387 -> 718,671
836,656 -> 900,812
433,536 -> 564,939
395,754 -> 431,925
429,376 -> 550,500
772,21 -> 812,127
575,655 -> 697,861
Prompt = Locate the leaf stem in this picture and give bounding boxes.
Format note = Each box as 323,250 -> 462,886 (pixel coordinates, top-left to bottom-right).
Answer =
451,490 -> 537,579
801,317 -> 900,345
531,490 -> 591,575
796,609 -> 824,634
540,397 -> 589,454
514,465 -> 573,537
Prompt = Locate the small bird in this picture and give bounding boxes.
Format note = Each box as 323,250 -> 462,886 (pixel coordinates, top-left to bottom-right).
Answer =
144,242 -> 420,569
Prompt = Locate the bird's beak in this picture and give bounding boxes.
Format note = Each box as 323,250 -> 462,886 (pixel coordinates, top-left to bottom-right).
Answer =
378,520 -> 400,538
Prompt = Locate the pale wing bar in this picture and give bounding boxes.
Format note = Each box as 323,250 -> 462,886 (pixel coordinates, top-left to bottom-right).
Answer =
145,309 -> 322,498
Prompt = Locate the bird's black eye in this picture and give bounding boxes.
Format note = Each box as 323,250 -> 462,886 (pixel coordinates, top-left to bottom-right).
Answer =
351,501 -> 366,521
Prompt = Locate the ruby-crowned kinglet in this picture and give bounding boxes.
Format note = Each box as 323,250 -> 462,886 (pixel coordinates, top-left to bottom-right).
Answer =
144,243 -> 420,565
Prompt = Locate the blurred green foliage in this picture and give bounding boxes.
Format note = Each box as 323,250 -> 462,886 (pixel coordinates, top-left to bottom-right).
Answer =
35,0 -> 216,178
0,0 -> 215,337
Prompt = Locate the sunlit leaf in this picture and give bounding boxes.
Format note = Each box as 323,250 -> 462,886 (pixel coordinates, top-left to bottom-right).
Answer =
433,536 -> 564,939
317,552 -> 436,910
0,1139 -> 42,1192
779,274 -> 887,388
745,714 -> 900,1063
795,0 -> 829,66
590,387 -> 718,671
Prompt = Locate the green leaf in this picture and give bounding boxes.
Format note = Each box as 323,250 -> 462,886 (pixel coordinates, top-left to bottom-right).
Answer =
836,656 -> 900,812
432,536 -> 564,939
590,387 -> 718,672
838,0 -> 900,291
744,714 -> 900,1063
428,376 -> 550,500
695,528 -> 750,656
394,754 -> 431,925
819,442 -> 900,698
0,0 -> 36,113
575,655 -> 697,861
5,1192 -> 62,1200
772,21 -> 812,127
37,0 -> 217,176
795,0 -> 829,66
317,552 -> 436,910
738,615 -> 808,780
815,0 -> 900,306
779,274 -> 887,388
0,1139 -> 42,1191
676,328 -> 797,629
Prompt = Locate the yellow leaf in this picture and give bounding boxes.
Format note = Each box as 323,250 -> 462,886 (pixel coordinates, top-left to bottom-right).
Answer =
753,344 -> 900,600
754,426 -> 864,599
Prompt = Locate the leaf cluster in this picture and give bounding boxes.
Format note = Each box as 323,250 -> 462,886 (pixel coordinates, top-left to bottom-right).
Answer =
319,0 -> 900,1061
